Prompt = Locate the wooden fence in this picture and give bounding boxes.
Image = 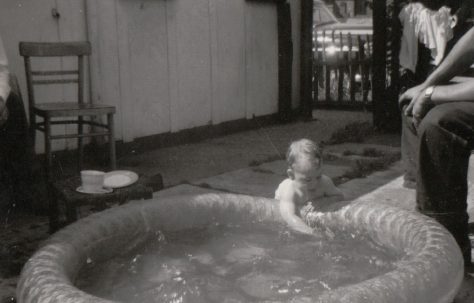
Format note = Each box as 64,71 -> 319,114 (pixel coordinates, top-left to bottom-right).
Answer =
312,30 -> 373,108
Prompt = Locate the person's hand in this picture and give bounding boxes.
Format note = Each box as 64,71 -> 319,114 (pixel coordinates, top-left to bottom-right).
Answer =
451,14 -> 458,29
398,83 -> 427,108
0,96 -> 8,127
404,91 -> 435,127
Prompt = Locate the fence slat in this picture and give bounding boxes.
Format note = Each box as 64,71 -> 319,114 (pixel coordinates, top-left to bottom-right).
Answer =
313,32 -> 319,103
348,33 -> 355,102
365,34 -> 372,103
357,35 -> 366,103
337,32 -> 345,102
312,28 -> 372,107
323,30 -> 331,101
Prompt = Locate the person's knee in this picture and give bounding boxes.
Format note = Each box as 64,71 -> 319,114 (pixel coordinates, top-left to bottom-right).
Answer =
418,104 -> 461,138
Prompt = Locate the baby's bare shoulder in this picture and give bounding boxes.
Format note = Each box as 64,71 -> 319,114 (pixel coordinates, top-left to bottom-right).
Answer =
278,179 -> 296,195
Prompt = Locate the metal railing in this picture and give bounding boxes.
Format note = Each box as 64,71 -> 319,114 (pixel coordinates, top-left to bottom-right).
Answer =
313,30 -> 373,109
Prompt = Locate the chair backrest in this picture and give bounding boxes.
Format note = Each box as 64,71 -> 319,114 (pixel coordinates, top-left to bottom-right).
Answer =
19,41 -> 91,120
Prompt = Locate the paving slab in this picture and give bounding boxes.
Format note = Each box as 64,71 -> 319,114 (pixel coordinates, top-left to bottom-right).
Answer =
257,160 -> 353,178
340,158 -> 474,223
147,155 -> 474,223
325,143 -> 401,156
193,163 -> 353,198
192,168 -> 284,198
116,110 -> 372,188
349,175 -> 416,210
339,161 -> 406,202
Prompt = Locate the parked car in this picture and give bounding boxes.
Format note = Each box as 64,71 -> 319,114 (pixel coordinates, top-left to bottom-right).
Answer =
313,0 -> 372,60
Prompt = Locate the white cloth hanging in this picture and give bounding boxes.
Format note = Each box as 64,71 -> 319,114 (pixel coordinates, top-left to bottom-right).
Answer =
399,3 -> 454,72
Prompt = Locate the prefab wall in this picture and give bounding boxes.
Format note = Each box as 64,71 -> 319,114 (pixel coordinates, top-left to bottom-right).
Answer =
0,0 -> 301,152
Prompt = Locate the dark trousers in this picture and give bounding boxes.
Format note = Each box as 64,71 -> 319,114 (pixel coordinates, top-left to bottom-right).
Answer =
0,89 -> 32,213
401,102 -> 474,263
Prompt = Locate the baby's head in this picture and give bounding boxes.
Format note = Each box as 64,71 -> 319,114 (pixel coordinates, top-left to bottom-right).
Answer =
286,139 -> 323,187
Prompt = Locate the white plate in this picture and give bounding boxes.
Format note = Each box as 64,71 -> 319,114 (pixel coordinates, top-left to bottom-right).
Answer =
104,170 -> 139,188
76,186 -> 113,194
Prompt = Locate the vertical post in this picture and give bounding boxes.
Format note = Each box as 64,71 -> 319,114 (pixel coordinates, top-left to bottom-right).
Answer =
300,0 -> 314,118
44,117 -> 52,180
387,0 -> 403,131
357,35 -> 366,103
313,32 -> 319,105
108,113 -> 116,170
277,0 -> 293,122
323,30 -> 331,102
337,31 -> 344,102
348,33 -> 355,102
78,55 -> 84,170
372,0 -> 387,128
23,57 -> 37,153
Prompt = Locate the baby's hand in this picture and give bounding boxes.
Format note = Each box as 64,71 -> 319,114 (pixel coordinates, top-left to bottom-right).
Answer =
312,226 -> 335,240
300,202 -> 315,218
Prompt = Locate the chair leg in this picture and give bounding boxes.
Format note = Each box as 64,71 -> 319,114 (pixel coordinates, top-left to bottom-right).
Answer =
44,117 -> 53,180
78,116 -> 84,171
48,181 -> 60,233
107,113 -> 116,170
65,199 -> 78,224
29,115 -> 36,155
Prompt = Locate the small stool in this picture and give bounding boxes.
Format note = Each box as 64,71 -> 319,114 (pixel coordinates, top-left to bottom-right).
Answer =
49,174 -> 161,232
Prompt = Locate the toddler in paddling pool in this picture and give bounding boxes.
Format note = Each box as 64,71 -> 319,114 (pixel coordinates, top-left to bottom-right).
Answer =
275,139 -> 344,235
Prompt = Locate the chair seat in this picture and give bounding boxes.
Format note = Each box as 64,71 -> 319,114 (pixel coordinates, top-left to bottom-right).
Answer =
20,41 -> 117,178
34,102 -> 115,118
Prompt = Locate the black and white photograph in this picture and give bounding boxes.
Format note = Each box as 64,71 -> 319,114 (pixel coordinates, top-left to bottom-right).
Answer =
1,0 -> 474,302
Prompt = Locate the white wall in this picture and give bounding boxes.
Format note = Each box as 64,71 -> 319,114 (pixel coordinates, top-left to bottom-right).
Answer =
90,0 -> 280,142
1,0 -> 301,151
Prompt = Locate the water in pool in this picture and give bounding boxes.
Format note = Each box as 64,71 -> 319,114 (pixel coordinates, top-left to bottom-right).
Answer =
76,222 -> 400,302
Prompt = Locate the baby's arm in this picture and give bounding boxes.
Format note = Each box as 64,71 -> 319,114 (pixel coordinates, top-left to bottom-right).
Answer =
278,185 -> 313,235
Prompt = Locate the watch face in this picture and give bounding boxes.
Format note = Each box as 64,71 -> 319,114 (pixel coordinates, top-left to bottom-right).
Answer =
425,86 -> 434,96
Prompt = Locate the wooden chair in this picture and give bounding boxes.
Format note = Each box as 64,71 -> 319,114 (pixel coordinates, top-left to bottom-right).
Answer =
19,41 -> 116,179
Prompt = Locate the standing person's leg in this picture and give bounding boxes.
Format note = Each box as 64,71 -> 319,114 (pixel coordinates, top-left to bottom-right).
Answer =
401,105 -> 418,188
400,43 -> 435,189
416,102 -> 474,264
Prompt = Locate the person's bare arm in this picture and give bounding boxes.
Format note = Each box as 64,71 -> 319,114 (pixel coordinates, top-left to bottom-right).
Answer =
431,80 -> 474,104
406,78 -> 474,127
279,188 -> 313,235
426,28 -> 474,85
399,27 -> 474,106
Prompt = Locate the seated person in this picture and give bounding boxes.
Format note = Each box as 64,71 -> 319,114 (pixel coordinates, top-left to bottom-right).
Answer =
399,26 -> 474,268
0,34 -> 32,213
398,0 -> 473,187
275,139 -> 344,235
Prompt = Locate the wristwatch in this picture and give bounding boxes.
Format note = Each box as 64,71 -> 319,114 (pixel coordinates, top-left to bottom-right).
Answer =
424,86 -> 435,100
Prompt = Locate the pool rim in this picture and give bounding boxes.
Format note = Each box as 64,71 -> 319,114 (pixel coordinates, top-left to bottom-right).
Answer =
17,193 -> 464,303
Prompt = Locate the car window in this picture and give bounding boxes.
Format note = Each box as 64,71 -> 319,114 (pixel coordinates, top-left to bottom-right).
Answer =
314,2 -> 338,27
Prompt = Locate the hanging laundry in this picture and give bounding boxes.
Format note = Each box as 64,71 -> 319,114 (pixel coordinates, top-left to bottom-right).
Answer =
399,2 -> 454,72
